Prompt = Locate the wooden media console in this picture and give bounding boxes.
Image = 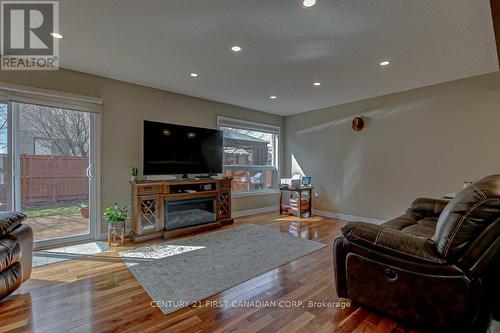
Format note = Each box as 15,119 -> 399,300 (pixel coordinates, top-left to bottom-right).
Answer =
130,177 -> 233,242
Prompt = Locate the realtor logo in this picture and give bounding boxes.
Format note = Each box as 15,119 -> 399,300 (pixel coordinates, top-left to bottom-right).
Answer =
1,1 -> 59,70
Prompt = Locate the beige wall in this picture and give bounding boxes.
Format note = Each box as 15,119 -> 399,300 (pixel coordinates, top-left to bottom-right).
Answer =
285,72 -> 500,220
0,69 -> 282,233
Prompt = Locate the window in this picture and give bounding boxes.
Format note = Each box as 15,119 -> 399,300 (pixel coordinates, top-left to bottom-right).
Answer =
0,103 -> 8,211
218,117 -> 279,194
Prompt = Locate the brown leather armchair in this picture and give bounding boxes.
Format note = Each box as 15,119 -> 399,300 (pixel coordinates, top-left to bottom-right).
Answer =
333,175 -> 500,332
0,212 -> 34,301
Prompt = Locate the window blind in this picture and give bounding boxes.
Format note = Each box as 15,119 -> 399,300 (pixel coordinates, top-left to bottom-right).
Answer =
217,116 -> 280,134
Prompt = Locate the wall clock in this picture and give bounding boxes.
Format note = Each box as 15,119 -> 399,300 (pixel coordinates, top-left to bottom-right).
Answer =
352,116 -> 365,132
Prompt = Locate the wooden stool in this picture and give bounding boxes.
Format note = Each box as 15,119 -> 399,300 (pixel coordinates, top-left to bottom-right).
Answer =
108,221 -> 125,246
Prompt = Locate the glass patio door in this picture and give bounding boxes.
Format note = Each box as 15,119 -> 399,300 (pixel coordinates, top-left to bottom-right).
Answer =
12,102 -> 98,248
0,102 -> 11,213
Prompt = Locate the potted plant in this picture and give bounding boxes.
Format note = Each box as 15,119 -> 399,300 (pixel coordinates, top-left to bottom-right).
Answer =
104,204 -> 128,246
80,203 -> 89,218
131,166 -> 139,182
103,204 -> 128,225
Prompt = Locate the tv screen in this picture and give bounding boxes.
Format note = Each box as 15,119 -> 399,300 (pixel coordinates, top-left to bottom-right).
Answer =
143,120 -> 223,175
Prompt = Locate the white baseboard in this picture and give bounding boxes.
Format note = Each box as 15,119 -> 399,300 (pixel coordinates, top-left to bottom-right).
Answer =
313,209 -> 384,225
233,206 -> 383,224
232,205 -> 278,218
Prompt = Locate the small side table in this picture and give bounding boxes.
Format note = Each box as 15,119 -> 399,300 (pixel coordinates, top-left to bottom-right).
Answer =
108,221 -> 125,246
279,186 -> 314,218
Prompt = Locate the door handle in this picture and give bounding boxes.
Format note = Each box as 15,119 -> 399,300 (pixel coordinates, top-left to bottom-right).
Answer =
86,166 -> 95,179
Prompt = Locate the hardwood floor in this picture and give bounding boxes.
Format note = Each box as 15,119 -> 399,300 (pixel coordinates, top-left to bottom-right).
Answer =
0,213 -> 419,333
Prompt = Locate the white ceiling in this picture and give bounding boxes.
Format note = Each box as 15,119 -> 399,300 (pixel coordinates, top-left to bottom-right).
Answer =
58,0 -> 498,116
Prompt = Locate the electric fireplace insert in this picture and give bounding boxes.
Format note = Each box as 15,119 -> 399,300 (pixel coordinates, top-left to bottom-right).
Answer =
165,197 -> 216,230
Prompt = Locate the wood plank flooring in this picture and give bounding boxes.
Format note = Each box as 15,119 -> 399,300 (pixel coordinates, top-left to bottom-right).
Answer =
0,213 -> 419,333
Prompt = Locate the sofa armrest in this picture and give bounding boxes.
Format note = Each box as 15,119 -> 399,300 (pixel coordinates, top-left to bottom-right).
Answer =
9,224 -> 33,282
341,222 -> 445,264
406,197 -> 449,218
0,212 -> 26,237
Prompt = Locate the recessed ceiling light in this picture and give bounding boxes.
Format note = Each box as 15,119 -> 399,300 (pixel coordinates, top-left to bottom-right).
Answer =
189,73 -> 199,78
313,82 -> 322,86
50,32 -> 64,39
379,60 -> 391,67
302,0 -> 317,8
231,45 -> 242,52
270,95 -> 277,99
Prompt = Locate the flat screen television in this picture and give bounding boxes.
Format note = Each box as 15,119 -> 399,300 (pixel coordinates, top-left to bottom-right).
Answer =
143,120 -> 223,175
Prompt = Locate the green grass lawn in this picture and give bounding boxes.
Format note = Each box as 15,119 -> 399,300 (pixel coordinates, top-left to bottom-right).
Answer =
24,205 -> 82,218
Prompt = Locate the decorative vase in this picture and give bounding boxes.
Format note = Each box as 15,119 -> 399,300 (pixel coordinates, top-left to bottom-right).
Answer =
107,220 -> 126,246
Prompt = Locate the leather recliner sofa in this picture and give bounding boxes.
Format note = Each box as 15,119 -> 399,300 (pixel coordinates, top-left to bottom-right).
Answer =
0,212 -> 34,300
333,175 -> 500,332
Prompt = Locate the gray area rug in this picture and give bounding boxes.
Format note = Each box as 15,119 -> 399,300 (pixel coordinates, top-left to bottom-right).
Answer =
33,241 -> 109,268
119,224 -> 326,315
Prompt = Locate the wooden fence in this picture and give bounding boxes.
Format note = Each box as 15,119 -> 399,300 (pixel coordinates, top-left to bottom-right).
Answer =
20,154 -> 89,203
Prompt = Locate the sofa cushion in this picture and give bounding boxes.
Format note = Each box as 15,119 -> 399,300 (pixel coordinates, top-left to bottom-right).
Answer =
341,221 -> 445,264
0,236 -> 21,272
432,175 -> 500,259
0,212 -> 26,236
406,197 -> 449,219
383,213 -> 438,238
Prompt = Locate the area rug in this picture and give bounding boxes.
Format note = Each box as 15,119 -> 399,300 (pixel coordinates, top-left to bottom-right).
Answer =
119,224 -> 326,315
33,241 -> 109,267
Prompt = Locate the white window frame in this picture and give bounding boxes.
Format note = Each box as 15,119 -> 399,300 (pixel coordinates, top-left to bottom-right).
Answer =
217,116 -> 280,197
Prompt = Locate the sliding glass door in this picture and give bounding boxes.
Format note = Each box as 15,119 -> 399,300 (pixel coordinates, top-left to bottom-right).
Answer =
0,102 -> 11,212
2,100 -> 99,248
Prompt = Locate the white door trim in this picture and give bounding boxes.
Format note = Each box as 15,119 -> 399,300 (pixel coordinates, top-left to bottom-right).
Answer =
89,112 -> 102,242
